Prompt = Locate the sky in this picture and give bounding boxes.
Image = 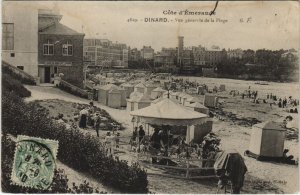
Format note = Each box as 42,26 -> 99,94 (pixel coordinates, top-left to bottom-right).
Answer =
4,1 -> 300,51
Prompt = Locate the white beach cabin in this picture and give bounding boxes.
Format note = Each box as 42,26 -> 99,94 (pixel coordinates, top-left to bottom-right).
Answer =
249,121 -> 286,158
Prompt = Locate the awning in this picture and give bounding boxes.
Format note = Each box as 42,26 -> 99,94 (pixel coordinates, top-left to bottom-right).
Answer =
130,98 -> 209,126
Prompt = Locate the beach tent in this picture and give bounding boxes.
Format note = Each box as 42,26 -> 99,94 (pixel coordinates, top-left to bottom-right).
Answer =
248,121 -> 286,158
108,89 -> 122,108
150,87 -> 167,100
170,91 -> 179,101
134,83 -> 146,93
185,102 -> 210,115
204,94 -> 219,108
186,96 -> 201,105
96,84 -> 126,107
130,98 -> 210,143
120,83 -> 134,98
219,84 -> 226,92
127,91 -> 143,111
181,94 -> 193,105
144,82 -> 158,95
133,94 -> 152,111
106,72 -> 114,78
178,92 -> 187,103
197,85 -> 206,95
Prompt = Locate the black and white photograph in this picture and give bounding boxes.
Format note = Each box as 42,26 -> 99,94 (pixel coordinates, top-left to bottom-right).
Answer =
1,1 -> 299,194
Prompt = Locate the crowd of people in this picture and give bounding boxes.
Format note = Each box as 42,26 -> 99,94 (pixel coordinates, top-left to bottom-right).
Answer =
129,125 -> 221,166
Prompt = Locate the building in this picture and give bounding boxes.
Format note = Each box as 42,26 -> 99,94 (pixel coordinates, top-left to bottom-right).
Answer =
227,48 -> 244,59
129,48 -> 141,62
2,5 -> 85,86
38,9 -> 85,86
141,46 -> 154,60
192,46 -> 206,66
177,36 -> 184,65
205,46 -> 227,66
154,47 -> 177,68
83,38 -> 128,68
2,3 -> 39,77
181,49 -> 194,73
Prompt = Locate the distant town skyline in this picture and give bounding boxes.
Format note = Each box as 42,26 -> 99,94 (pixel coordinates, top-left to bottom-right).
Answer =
5,1 -> 300,51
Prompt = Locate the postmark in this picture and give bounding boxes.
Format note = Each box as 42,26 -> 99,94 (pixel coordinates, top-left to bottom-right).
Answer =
11,135 -> 59,190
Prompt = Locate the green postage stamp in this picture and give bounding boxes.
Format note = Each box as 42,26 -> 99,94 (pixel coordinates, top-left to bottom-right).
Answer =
11,135 -> 59,190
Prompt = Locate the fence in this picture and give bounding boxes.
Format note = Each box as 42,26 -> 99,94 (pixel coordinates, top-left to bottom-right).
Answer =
137,153 -> 216,179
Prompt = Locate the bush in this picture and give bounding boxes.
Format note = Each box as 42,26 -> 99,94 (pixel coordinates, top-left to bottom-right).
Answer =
58,83 -> 88,99
2,74 -> 31,97
2,65 -> 36,85
2,89 -> 148,193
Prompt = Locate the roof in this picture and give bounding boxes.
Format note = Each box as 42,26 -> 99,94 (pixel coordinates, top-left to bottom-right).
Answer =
135,94 -> 152,103
121,83 -> 134,87
186,102 -> 208,109
108,89 -> 121,94
39,22 -> 85,36
135,83 -> 146,88
178,92 -> 187,98
145,82 -> 157,88
187,96 -> 201,103
152,87 -> 167,92
151,97 -> 164,104
182,94 -> 193,99
130,98 -> 208,126
128,91 -> 144,100
98,84 -> 123,91
253,121 -> 286,131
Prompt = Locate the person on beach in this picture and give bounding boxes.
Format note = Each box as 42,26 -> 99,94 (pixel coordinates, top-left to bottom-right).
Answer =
105,132 -> 116,155
150,128 -> 161,163
130,127 -> 138,148
138,125 -> 146,143
79,108 -> 88,129
94,112 -> 101,137
278,100 -> 282,108
116,132 -> 120,148
283,98 -> 287,108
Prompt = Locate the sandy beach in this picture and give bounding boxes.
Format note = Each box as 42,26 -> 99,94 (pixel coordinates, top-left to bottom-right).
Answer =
25,77 -> 299,193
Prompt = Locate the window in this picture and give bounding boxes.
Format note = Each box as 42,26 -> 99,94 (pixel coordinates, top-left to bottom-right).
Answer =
43,40 -> 54,55
2,23 -> 14,50
17,66 -> 24,70
62,41 -> 73,56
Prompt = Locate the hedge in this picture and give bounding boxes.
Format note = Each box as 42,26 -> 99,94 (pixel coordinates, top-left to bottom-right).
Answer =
58,82 -> 88,99
2,74 -> 31,98
2,65 -> 36,85
2,89 -> 148,193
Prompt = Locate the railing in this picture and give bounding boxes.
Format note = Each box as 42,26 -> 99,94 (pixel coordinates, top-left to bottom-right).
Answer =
137,152 -> 216,179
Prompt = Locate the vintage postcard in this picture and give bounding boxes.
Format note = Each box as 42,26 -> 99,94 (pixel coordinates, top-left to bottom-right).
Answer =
1,1 -> 299,194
